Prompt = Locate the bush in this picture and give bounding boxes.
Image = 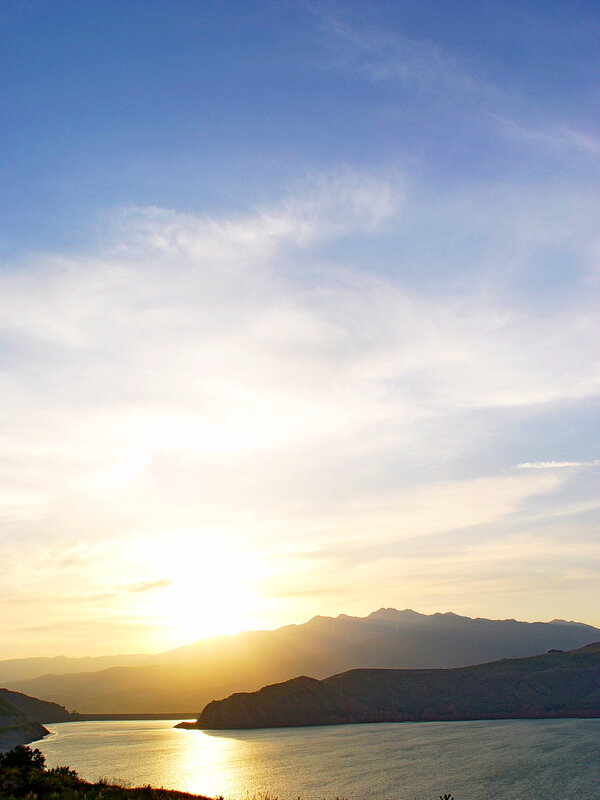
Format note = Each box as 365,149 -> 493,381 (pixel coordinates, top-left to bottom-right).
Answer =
0,745 -> 46,770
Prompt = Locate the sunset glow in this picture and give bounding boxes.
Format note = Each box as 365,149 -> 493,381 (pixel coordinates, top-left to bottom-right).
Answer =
0,0 -> 599,661
140,538 -> 266,643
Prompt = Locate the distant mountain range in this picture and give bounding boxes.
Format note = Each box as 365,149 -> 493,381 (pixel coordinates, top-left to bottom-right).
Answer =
0,654 -> 156,684
0,688 -> 72,750
185,643 -> 600,729
3,609 -> 600,713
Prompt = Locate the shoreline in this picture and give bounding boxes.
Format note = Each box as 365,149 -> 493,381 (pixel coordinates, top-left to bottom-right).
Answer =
71,713 -> 196,721
0,721 -> 50,752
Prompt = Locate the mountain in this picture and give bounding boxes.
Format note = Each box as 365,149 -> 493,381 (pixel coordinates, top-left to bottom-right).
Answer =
0,688 -> 72,751
187,643 -> 600,729
5,609 -> 600,713
0,654 -> 155,684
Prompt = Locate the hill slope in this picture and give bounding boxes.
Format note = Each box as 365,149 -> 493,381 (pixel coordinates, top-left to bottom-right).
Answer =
190,644 -> 600,729
6,610 -> 600,713
0,688 -> 72,751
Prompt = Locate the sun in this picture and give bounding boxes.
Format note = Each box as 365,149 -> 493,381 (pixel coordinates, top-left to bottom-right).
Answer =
138,533 -> 264,645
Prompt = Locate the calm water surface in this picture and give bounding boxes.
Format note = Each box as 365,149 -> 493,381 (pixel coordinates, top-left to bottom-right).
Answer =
36,718 -> 600,800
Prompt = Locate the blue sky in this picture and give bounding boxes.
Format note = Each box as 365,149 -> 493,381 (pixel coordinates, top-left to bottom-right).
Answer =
0,0 -> 599,657
3,0 -> 598,251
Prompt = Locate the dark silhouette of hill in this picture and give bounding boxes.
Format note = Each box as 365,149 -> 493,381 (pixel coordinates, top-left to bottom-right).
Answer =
188,643 -> 600,729
0,654 -> 155,684
0,688 -> 72,751
5,610 -> 600,713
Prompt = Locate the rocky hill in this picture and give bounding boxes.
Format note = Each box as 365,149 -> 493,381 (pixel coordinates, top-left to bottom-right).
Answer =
187,643 -> 600,729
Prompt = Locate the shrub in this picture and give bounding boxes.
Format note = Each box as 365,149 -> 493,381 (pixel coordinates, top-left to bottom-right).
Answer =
0,745 -> 46,770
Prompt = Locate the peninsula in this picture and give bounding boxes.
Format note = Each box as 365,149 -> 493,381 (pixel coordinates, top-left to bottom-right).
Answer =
181,643 -> 600,730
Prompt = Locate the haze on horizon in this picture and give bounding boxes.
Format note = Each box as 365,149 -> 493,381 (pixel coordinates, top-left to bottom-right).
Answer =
0,0 -> 598,660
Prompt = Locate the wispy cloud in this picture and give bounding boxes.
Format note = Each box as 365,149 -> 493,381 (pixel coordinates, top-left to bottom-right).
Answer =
316,6 -> 492,101
126,579 -> 171,594
517,460 -> 600,469
315,5 -> 600,166
114,170 -> 400,264
493,116 -> 600,157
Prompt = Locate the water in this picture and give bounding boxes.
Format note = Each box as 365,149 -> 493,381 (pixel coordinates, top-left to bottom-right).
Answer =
36,718 -> 600,800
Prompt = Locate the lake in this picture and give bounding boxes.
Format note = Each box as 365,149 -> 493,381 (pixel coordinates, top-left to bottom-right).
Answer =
35,718 -> 600,800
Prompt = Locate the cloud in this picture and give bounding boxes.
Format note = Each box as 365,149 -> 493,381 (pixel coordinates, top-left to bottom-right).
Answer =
0,174 -> 597,530
273,471 -> 569,566
112,170 -> 399,265
316,5 -> 600,168
125,579 -> 172,593
517,460 -> 600,469
317,6 -> 492,100
493,115 -> 600,156
0,170 -> 599,652
493,117 -> 600,158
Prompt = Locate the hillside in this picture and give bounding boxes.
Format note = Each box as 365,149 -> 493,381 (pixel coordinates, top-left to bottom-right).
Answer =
0,688 -> 72,751
187,644 -> 600,729
6,609 -> 600,713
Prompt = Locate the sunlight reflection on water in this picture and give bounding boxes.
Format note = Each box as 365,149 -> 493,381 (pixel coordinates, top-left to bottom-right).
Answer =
37,718 -> 600,800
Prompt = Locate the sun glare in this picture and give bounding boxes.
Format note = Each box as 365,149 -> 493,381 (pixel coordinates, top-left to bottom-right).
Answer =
138,534 -> 264,645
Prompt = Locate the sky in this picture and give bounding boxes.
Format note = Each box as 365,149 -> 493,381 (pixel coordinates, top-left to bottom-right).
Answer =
0,0 -> 599,659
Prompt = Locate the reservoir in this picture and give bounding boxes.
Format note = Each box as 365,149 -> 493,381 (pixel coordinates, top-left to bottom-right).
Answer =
36,718 -> 600,800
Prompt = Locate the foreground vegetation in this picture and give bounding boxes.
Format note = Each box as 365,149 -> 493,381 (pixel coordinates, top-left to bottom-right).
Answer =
0,746 -> 212,800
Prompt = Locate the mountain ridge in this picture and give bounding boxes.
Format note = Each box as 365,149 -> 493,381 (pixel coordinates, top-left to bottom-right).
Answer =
5,609 -> 600,713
